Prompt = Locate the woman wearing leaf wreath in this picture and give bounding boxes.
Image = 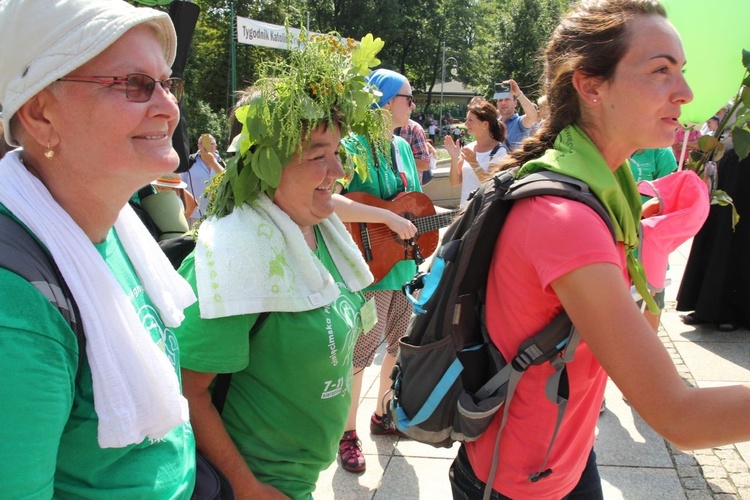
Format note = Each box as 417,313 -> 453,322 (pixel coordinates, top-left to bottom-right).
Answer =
450,1 -> 750,499
331,68 -> 423,473
173,34 -> 387,499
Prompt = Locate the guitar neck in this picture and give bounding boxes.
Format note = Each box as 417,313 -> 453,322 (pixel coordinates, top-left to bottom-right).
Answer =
414,210 -> 459,235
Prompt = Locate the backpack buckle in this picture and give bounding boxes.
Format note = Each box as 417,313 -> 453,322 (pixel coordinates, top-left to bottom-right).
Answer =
403,272 -> 426,295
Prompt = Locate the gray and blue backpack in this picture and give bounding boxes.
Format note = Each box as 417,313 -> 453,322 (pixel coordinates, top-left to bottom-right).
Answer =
389,168 -> 615,495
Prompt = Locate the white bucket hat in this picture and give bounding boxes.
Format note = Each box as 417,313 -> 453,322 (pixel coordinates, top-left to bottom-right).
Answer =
0,0 -> 177,146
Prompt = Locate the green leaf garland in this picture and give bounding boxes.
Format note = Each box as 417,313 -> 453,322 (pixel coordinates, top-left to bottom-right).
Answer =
205,30 -> 389,219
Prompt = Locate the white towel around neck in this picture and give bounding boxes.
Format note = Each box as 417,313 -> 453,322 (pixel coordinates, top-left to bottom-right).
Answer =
195,194 -> 373,319
0,150 -> 196,448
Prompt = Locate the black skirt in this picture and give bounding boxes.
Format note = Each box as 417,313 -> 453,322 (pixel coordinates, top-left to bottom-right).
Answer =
676,149 -> 750,327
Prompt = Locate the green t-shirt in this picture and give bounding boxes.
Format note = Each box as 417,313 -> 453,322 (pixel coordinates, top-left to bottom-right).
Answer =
0,221 -> 195,498
175,228 -> 364,500
629,147 -> 677,182
629,148 -> 677,203
341,134 -> 423,291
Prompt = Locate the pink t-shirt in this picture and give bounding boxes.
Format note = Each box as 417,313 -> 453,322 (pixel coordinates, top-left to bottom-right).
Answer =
466,195 -> 628,499
672,128 -> 702,164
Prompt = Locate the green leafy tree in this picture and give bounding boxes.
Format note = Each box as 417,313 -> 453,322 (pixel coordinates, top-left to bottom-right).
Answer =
484,0 -> 570,99
184,97 -> 227,152
172,0 -> 511,130
303,0 -> 481,114
185,0 -> 308,118
305,0 -> 398,40
418,0 -> 477,109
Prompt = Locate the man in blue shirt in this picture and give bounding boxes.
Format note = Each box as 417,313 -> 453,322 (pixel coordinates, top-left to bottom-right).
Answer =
181,134 -> 225,225
493,79 -> 538,151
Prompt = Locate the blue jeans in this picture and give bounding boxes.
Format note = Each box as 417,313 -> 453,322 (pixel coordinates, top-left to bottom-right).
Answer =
449,445 -> 603,500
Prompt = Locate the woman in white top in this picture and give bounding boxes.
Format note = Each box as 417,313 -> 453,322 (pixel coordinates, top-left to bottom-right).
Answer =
445,98 -> 508,207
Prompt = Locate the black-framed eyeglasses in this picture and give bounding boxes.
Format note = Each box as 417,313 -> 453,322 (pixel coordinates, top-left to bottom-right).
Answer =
57,72 -> 184,103
395,93 -> 414,105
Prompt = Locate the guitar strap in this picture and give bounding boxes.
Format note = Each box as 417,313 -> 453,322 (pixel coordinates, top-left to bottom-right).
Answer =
368,140 -> 405,200
389,140 -> 399,175
390,140 -> 409,190
373,139 -> 400,176
369,141 -> 389,172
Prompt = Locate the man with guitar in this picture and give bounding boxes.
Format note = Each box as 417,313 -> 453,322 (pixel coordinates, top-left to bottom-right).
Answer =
332,68 -> 422,474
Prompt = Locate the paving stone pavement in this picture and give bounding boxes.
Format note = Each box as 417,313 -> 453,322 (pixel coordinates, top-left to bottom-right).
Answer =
315,239 -> 750,499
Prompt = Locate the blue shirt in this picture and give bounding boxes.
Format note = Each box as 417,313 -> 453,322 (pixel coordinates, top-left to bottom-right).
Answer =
181,153 -> 222,222
503,113 -> 531,151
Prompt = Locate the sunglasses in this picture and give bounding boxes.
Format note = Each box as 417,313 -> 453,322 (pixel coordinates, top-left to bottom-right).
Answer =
395,93 -> 414,105
57,72 -> 184,103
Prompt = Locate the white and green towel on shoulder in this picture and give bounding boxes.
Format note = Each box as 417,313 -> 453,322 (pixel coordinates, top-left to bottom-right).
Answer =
195,194 -> 373,319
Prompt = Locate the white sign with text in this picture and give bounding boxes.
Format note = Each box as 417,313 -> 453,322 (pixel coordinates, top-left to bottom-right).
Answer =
236,17 -> 302,50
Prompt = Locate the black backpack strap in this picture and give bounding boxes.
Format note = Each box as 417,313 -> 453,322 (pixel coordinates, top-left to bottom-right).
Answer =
533,328 -> 580,481
211,311 -> 271,415
188,153 -> 199,168
0,212 -> 86,376
158,234 -> 197,270
156,231 -> 252,416
137,185 -> 156,201
474,311 -> 575,400
505,171 -> 616,242
477,171 -> 615,495
488,143 -> 502,161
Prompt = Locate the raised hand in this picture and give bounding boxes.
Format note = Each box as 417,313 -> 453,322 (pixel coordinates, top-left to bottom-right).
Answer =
444,136 -> 461,159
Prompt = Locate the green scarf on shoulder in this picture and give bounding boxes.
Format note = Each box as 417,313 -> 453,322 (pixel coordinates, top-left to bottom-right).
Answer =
518,124 -> 658,313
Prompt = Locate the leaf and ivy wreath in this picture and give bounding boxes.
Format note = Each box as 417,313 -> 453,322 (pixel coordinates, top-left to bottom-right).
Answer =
205,31 -> 390,219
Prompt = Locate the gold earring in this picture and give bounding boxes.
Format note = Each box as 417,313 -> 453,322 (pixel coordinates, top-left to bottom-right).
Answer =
44,143 -> 54,160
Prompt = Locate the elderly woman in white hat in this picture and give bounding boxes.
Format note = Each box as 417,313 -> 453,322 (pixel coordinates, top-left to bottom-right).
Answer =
0,0 -> 198,497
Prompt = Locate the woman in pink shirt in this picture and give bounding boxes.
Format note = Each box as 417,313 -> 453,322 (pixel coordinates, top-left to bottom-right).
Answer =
450,1 -> 750,499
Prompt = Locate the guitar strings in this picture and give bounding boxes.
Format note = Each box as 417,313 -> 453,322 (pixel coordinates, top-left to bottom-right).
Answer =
360,226 -> 409,244
356,216 -> 455,245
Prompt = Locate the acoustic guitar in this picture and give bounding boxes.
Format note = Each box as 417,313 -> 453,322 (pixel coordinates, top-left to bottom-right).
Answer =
343,191 -> 460,283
